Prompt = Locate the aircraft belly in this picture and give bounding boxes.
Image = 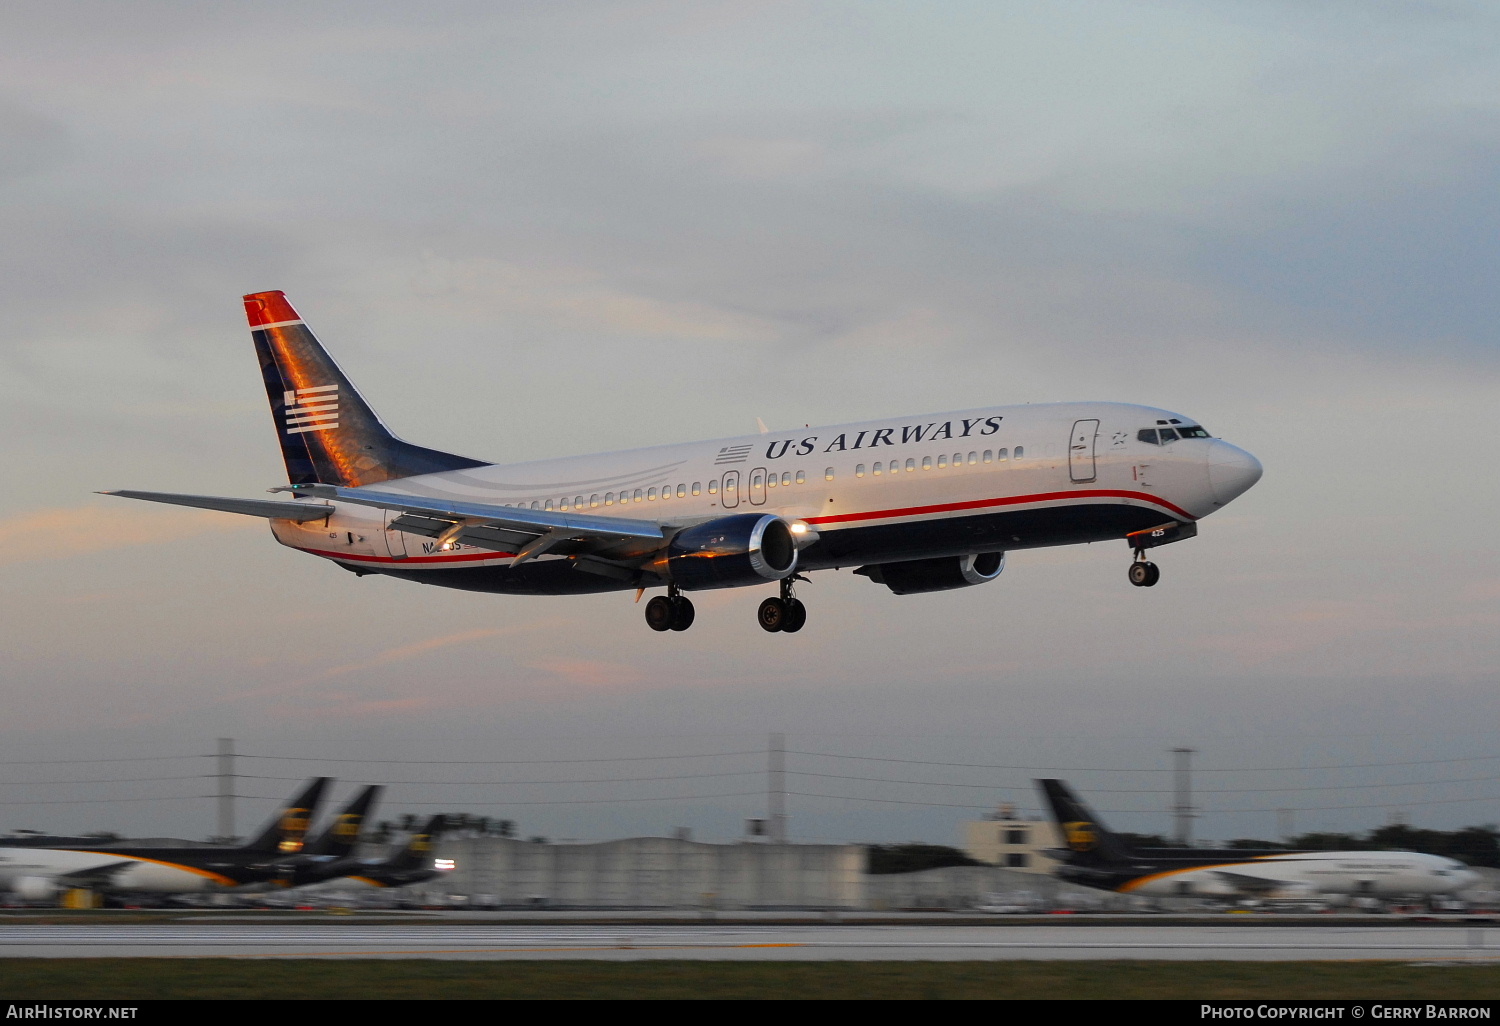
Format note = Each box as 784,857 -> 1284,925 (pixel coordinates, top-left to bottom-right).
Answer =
306,500 -> 1175,594
374,559 -> 630,596
800,502 -> 1169,570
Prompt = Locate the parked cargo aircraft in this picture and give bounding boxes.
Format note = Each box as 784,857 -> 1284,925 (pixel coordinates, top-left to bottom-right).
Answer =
105,291 -> 1263,632
264,784 -> 383,889
0,778 -> 329,900
1038,779 -> 1479,900
307,814 -> 451,891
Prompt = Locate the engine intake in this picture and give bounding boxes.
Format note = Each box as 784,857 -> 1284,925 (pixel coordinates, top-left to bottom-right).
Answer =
665,514 -> 798,591
858,552 -> 1005,595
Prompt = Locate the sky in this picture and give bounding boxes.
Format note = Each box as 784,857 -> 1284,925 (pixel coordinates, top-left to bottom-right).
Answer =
1,0 -> 1499,846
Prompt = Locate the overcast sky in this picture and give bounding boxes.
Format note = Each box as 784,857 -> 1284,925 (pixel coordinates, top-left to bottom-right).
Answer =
2,0 -> 1498,846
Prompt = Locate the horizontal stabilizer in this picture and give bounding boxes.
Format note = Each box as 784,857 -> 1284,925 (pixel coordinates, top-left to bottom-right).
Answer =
101,491 -> 334,522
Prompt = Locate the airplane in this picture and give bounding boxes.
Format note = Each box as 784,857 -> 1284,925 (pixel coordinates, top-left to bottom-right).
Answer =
261,784 -> 383,889
1037,778 -> 1481,901
0,778 -> 329,902
295,814 -> 451,892
104,291 -> 1264,633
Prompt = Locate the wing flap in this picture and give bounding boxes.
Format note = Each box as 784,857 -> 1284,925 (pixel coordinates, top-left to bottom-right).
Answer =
318,485 -> 666,561
102,491 -> 334,522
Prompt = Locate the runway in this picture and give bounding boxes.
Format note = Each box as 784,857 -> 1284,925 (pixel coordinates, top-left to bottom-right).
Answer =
2,923 -> 1499,960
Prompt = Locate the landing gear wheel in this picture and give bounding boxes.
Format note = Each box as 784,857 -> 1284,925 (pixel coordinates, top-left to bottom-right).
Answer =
1128,561 -> 1160,587
645,595 -> 675,631
757,597 -> 788,632
781,598 -> 807,633
669,596 -> 695,631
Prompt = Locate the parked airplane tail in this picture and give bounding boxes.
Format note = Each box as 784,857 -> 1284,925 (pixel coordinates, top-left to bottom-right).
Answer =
242,777 -> 331,855
387,814 -> 446,871
304,785 -> 383,859
1036,778 -> 1136,865
244,291 -> 489,487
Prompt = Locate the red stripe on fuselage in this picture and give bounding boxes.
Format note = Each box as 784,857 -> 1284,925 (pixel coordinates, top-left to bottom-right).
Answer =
803,488 -> 1196,527
297,490 -> 1189,567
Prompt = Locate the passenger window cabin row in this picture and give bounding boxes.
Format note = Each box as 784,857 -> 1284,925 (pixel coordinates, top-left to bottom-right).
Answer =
852,447 -> 1023,478
508,442 -> 1033,509
513,470 -> 813,511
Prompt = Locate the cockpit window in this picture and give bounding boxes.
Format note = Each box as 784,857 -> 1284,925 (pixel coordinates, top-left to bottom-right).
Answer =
1140,425 -> 1210,444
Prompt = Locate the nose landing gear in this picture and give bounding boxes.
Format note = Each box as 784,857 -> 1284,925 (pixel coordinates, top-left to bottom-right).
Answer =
645,586 -> 696,631
757,576 -> 808,633
1125,521 -> 1194,588
1128,555 -> 1160,587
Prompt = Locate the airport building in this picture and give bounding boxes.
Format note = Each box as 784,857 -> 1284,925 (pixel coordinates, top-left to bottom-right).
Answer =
422,835 -> 866,909
961,806 -> 1063,875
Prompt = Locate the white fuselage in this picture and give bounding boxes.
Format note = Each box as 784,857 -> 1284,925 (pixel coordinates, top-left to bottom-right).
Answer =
269,401 -> 1261,580
0,847 -> 231,894
1122,851 -> 1479,899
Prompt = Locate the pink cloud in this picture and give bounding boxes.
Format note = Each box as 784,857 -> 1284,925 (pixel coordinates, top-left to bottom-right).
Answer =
528,658 -> 645,687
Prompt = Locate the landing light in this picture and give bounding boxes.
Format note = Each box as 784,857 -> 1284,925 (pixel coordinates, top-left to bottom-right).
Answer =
434,858 -> 456,871
786,520 -> 820,549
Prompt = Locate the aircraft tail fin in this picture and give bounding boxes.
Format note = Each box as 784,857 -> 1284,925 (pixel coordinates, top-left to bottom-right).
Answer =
1036,779 -> 1135,864
304,785 -> 383,858
242,776 -> 330,854
385,814 -> 446,871
244,291 -> 489,487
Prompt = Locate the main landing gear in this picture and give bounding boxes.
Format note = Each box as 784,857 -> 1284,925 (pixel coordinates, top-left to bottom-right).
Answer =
644,578 -> 809,633
757,576 -> 808,634
1128,553 -> 1160,587
645,586 -> 695,632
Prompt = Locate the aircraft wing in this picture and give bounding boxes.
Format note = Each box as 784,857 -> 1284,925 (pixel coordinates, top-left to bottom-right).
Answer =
1210,869 -> 1284,893
101,491 -> 335,522
313,485 -> 666,566
50,858 -> 141,890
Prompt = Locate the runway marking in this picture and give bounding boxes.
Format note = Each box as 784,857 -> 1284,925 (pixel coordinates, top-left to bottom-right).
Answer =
222,943 -> 809,958
7,926 -> 1499,962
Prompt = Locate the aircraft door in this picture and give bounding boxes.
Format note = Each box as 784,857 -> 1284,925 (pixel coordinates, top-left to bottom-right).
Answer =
721,470 -> 741,509
383,509 -> 408,559
1069,419 -> 1100,483
748,467 -> 767,505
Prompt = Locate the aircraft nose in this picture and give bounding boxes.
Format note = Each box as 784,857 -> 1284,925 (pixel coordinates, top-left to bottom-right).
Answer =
1207,440 -> 1263,506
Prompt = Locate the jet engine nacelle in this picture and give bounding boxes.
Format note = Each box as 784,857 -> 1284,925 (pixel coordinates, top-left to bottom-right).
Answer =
664,513 -> 798,590
12,876 -> 59,901
859,552 -> 1006,595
